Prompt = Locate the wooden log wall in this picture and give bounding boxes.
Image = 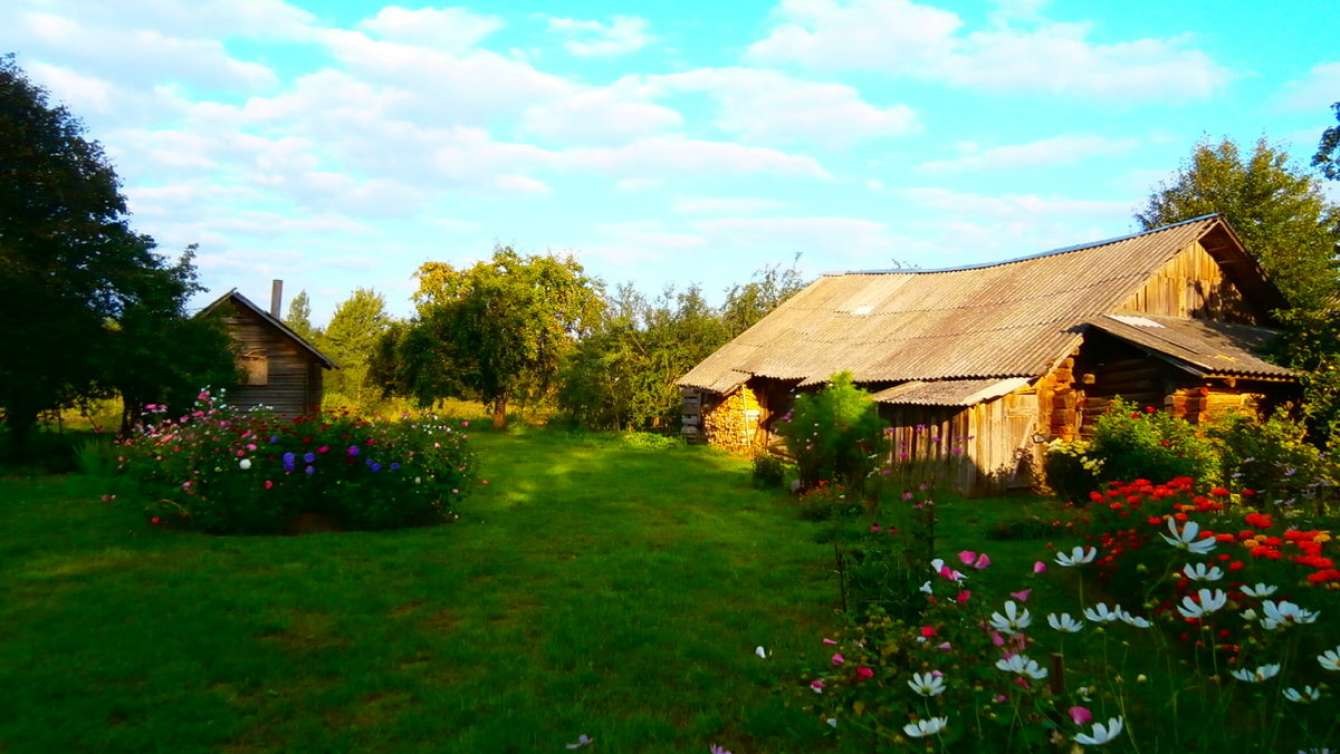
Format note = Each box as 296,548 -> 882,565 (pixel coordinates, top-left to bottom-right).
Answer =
701,385 -> 764,455
1035,354 -> 1083,441
1119,240 -> 1260,323
221,302 -> 322,418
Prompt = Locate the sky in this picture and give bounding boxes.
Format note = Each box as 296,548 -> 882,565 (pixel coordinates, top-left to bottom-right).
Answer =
3,0 -> 1338,324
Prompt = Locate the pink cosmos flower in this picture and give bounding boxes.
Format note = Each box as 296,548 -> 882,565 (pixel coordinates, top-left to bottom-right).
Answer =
959,550 -> 991,569
936,641 -> 952,651
959,550 -> 977,566
855,666 -> 874,681
869,522 -> 881,533
990,631 -> 1006,647
822,637 -> 837,646
1010,589 -> 1032,602
810,679 -> 825,693
1032,561 -> 1048,574
1068,706 -> 1093,726
992,694 -> 1007,703
831,653 -> 845,666
956,590 -> 972,604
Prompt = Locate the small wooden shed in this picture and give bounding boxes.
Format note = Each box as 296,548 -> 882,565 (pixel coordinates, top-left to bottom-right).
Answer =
679,214 -> 1299,494
199,281 -> 335,417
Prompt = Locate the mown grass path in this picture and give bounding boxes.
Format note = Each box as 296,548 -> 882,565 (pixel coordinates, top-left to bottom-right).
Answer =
0,430 -> 862,753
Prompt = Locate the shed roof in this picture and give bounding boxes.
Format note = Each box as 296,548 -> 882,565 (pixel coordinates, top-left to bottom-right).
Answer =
1086,314 -> 1293,380
871,377 -> 1031,407
680,215 -> 1284,393
199,289 -> 337,369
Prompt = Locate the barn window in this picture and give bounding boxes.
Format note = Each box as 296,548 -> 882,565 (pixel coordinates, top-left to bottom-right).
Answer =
240,348 -> 269,386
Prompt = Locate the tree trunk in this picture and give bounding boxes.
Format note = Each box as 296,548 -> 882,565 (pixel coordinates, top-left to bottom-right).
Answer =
4,406 -> 39,461
491,395 -> 508,429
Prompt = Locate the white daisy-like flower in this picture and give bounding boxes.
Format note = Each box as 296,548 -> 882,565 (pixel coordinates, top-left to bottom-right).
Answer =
1181,562 -> 1222,582
1317,646 -> 1340,671
1240,608 -> 1258,622
902,716 -> 948,738
907,671 -> 945,697
1176,588 -> 1227,619
1261,600 -> 1320,630
1283,685 -> 1322,703
1054,546 -> 1098,567
1083,603 -> 1122,623
1161,519 -> 1216,555
755,646 -> 768,659
1230,663 -> 1280,683
1074,717 -> 1124,746
238,458 -> 252,471
1047,612 -> 1084,633
1241,583 -> 1278,598
919,580 -> 933,594
1116,607 -> 1152,629
995,654 -> 1048,680
988,600 -> 1032,635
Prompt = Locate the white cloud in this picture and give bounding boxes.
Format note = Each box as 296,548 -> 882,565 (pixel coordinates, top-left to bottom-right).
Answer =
615,177 -> 663,192
359,5 -> 503,52
896,186 -> 1129,218
494,174 -> 552,195
674,196 -> 786,214
646,68 -> 918,145
917,134 -> 1138,173
1279,61 -> 1340,110
548,15 -> 651,57
24,62 -> 116,114
747,0 -> 1229,100
520,83 -> 683,143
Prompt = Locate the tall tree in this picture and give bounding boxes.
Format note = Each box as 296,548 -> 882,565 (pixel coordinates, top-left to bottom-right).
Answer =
380,247 -> 603,427
0,55 -> 231,450
284,290 -> 318,342
1136,137 -> 1340,309
1314,102 -> 1340,181
720,257 -> 808,336
320,288 -> 390,408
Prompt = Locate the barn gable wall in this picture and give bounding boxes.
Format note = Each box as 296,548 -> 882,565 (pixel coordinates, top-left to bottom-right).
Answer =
1119,240 -> 1262,323
220,301 -> 322,416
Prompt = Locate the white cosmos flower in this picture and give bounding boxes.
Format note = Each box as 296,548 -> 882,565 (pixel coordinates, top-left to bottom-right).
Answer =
238,458 -> 252,470
1283,685 -> 1322,703
1176,588 -> 1227,619
907,671 -> 945,697
1181,562 -> 1222,582
1083,603 -> 1122,623
902,716 -> 948,738
1241,583 -> 1278,598
995,654 -> 1048,680
1054,546 -> 1098,567
988,600 -> 1032,635
930,558 -> 966,582
755,646 -> 768,659
1240,608 -> 1258,622
1230,663 -> 1280,683
1261,600 -> 1320,630
1047,612 -> 1084,633
1161,518 -> 1216,555
1116,607 -> 1152,629
1074,717 -> 1124,746
1320,646 -> 1340,671
920,580 -> 933,594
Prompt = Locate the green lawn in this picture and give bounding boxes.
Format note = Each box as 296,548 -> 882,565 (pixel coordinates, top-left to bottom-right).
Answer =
0,428 -> 1051,753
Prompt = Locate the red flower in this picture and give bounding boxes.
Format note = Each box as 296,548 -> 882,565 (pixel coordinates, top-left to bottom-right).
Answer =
150,515 -> 161,526
855,666 -> 875,681
1144,405 -> 1157,414
264,480 -> 274,490
1243,512 -> 1274,530
920,625 -> 937,638
1210,486 -> 1230,497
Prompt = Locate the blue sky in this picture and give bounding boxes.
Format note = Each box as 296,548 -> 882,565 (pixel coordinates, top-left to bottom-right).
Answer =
3,0 -> 1337,323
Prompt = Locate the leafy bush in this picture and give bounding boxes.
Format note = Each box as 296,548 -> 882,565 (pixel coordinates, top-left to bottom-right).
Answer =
1088,398 -> 1219,484
777,372 -> 888,493
1206,409 -> 1337,510
795,482 -> 861,521
75,437 -> 119,476
1042,438 -> 1103,503
119,389 -> 475,533
751,453 -> 787,489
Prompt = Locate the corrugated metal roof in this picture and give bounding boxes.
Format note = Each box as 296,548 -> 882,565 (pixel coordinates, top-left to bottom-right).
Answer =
680,216 -> 1231,392
872,377 -> 1031,406
1087,314 -> 1294,379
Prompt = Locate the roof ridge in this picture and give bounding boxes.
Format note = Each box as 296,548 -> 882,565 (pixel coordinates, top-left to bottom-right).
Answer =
831,213 -> 1221,277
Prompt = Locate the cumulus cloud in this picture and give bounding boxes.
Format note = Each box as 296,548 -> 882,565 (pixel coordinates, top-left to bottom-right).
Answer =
547,15 -> 652,57
1279,61 -> 1340,110
747,0 -> 1230,100
917,134 -> 1138,173
358,5 -> 503,51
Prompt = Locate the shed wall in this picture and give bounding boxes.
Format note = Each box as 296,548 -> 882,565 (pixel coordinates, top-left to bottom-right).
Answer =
221,302 -> 322,417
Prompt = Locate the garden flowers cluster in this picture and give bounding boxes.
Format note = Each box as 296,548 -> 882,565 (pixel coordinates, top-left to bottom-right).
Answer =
798,474 -> 1340,752
116,389 -> 476,533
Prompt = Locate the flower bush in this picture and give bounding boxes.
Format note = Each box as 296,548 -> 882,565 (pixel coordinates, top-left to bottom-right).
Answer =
118,389 -> 475,533
778,372 -> 888,494
797,476 -> 1340,752
1206,409 -> 1337,512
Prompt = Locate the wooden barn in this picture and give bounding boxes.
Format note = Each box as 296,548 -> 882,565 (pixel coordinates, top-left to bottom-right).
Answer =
678,214 -> 1299,494
200,281 -> 335,417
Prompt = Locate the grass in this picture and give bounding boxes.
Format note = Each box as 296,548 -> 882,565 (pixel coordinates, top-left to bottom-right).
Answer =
0,427 -> 1056,753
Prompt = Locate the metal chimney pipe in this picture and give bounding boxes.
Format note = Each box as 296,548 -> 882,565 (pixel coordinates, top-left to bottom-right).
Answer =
270,280 -> 283,319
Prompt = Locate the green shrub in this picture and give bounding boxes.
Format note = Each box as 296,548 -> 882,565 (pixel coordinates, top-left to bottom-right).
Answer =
1206,409 -> 1336,510
619,431 -> 680,450
777,372 -> 888,493
751,453 -> 787,489
1088,397 -> 1219,484
795,482 -> 861,521
75,437 -> 118,476
120,389 -> 475,533
1042,438 -> 1103,502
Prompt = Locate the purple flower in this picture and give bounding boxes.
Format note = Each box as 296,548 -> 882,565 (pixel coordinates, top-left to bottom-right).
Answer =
282,452 -> 296,471
269,435 -> 279,444
347,445 -> 360,457
304,464 -> 315,476
389,462 -> 401,471
369,462 -> 382,473
303,452 -> 316,464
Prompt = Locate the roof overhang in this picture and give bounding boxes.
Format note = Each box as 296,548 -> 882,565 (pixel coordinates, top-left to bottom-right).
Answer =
1086,314 -> 1294,382
871,377 -> 1031,407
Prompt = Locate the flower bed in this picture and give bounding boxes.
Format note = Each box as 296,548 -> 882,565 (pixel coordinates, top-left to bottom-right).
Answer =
800,477 -> 1340,752
118,389 -> 475,533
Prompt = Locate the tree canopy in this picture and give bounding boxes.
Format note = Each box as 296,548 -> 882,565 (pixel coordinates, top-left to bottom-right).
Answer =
320,288 -> 391,408
375,247 -> 603,427
1314,102 -> 1340,182
284,290 -> 319,343
0,55 -> 233,448
1135,137 -> 1340,309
